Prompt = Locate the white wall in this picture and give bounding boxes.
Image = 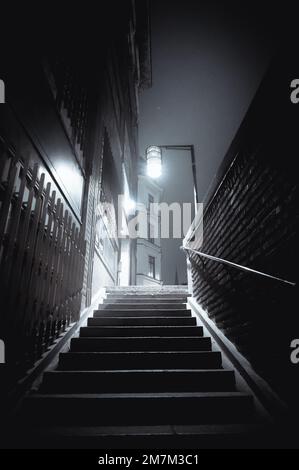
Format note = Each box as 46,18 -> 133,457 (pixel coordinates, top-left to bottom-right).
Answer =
118,239 -> 131,286
91,250 -> 116,298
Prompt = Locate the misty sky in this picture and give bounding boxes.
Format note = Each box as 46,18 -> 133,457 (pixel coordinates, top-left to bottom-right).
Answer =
138,0 -> 278,284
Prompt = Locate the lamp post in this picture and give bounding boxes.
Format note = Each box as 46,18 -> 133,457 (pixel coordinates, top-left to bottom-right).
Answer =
146,144 -> 199,209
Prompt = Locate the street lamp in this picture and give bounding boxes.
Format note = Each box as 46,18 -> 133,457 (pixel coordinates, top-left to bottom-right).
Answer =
146,145 -> 162,178
146,144 -> 199,208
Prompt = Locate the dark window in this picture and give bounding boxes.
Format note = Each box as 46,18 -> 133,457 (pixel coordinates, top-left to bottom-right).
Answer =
46,57 -> 89,157
148,193 -> 154,210
148,223 -> 155,244
148,256 -> 156,278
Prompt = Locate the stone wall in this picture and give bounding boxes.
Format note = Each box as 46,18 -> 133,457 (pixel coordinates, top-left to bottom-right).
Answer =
189,51 -> 299,407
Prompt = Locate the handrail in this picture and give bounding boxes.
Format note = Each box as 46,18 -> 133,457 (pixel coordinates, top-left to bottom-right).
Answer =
181,246 -> 296,287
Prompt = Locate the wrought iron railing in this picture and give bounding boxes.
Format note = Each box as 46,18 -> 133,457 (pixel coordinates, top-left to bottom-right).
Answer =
0,138 -> 86,379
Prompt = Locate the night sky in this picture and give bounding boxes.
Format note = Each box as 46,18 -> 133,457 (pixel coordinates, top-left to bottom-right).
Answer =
139,0 -> 280,284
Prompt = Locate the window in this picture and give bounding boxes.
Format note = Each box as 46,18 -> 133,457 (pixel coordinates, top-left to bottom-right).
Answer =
148,223 -> 155,244
45,58 -> 89,157
148,256 -> 156,279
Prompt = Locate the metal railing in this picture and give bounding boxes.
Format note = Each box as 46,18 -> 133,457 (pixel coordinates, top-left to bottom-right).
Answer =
0,141 -> 86,374
181,246 -> 296,287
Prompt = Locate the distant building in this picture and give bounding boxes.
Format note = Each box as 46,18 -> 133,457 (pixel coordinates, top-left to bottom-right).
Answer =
136,169 -> 163,286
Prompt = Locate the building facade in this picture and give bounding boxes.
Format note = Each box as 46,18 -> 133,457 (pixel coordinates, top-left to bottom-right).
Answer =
0,0 -> 151,377
136,172 -> 163,286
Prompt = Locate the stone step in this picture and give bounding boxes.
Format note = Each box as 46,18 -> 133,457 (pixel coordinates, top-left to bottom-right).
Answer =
98,303 -> 187,310
106,294 -> 189,300
103,298 -> 187,304
79,326 -> 203,338
58,351 -> 222,370
87,316 -> 196,326
41,369 -> 236,393
71,336 -> 211,352
21,423 -> 265,449
106,286 -> 188,293
93,309 -> 192,317
22,392 -> 254,425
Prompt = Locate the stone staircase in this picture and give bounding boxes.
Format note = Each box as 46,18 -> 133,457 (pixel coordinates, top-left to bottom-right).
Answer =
19,286 -> 265,448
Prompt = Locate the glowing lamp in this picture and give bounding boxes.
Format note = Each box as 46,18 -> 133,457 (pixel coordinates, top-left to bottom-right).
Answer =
146,145 -> 162,178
